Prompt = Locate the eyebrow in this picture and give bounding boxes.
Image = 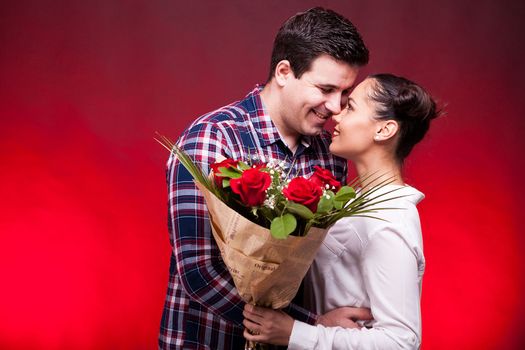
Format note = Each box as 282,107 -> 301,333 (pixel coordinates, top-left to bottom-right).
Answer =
316,83 -> 355,91
316,83 -> 338,89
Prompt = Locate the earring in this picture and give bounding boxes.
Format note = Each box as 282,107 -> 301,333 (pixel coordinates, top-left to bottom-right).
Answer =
374,135 -> 381,141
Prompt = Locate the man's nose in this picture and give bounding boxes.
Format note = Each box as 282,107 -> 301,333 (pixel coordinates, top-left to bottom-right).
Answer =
325,93 -> 342,115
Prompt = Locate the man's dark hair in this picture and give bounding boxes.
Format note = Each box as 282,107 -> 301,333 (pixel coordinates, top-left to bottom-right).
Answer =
268,7 -> 369,82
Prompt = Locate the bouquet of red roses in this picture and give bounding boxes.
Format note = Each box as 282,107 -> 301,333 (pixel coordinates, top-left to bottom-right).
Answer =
210,156 -> 374,239
156,134 -> 400,348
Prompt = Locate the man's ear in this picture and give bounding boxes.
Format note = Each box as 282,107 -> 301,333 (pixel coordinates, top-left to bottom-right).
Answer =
274,60 -> 294,87
374,120 -> 399,142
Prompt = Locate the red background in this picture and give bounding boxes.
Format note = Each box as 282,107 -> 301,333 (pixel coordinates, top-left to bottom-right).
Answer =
1,1 -> 524,349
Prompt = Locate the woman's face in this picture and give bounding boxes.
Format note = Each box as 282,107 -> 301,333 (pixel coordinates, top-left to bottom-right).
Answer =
329,78 -> 382,160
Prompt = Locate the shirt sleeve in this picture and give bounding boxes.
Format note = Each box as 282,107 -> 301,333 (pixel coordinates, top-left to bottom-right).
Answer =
167,121 -> 245,325
283,302 -> 318,325
288,228 -> 422,349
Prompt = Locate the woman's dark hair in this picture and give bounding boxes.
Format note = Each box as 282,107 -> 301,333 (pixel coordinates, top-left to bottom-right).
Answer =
368,73 -> 440,162
268,7 -> 369,82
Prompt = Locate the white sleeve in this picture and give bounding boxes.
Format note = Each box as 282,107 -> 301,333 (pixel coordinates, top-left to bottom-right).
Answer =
288,229 -> 421,350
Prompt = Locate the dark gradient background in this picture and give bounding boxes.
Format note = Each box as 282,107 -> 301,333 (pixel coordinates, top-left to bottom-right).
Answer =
1,1 -> 524,349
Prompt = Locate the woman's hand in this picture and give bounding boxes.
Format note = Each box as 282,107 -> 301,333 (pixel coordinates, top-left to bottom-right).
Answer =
243,304 -> 294,346
317,306 -> 373,328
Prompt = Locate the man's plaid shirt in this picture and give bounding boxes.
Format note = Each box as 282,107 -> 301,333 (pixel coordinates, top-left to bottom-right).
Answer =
159,86 -> 347,349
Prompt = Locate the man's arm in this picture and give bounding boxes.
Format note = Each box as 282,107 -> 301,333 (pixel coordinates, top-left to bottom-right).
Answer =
243,304 -> 372,346
283,302 -> 318,325
167,122 -> 245,325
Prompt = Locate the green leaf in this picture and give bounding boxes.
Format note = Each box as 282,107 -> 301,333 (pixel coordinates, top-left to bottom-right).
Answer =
217,167 -> 242,178
270,214 -> 297,239
258,206 -> 276,222
316,191 -> 334,213
334,186 -> 356,202
154,136 -> 213,191
286,202 -> 315,220
222,179 -> 230,188
238,161 -> 251,171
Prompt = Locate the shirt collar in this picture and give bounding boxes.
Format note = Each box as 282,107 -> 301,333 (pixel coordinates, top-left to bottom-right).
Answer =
373,184 -> 425,205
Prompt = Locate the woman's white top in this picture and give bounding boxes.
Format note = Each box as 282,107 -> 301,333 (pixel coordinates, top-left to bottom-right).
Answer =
289,185 -> 425,349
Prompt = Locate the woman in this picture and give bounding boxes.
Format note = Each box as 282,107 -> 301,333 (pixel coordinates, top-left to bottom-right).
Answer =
243,73 -> 439,349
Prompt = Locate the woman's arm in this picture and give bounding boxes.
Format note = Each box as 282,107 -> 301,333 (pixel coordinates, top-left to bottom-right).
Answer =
288,230 -> 422,349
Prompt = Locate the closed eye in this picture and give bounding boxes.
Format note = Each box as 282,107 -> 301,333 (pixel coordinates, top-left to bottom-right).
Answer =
319,86 -> 334,94
347,98 -> 355,111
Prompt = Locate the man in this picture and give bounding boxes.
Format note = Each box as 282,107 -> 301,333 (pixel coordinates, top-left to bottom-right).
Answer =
159,7 -> 369,349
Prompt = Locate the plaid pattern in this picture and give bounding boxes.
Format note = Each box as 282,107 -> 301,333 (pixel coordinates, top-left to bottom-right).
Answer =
159,86 -> 347,349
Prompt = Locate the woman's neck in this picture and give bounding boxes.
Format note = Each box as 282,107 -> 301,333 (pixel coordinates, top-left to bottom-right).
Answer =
352,153 -> 404,189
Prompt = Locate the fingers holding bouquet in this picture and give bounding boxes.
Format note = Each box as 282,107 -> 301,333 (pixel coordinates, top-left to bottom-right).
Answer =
242,304 -> 294,346
242,304 -> 375,346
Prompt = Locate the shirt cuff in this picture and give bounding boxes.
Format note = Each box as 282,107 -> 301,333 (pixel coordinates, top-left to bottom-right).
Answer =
288,320 -> 318,350
284,303 -> 319,325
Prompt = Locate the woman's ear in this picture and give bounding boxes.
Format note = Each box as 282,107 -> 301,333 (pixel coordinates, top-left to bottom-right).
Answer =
274,60 -> 293,87
374,120 -> 399,142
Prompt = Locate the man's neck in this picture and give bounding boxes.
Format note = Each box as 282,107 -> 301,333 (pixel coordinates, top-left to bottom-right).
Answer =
260,84 -> 300,153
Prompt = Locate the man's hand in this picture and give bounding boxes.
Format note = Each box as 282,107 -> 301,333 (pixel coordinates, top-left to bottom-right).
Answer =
243,304 -> 294,346
317,306 -> 373,328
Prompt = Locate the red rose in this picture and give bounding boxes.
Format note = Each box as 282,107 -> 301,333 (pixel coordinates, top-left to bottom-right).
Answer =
283,177 -> 323,212
310,166 -> 341,192
230,168 -> 271,207
210,158 -> 239,187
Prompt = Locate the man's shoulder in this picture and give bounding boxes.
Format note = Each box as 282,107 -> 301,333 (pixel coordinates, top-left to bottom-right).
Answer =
198,103 -> 248,125
187,98 -> 253,131
177,97 -> 256,147
189,86 -> 261,129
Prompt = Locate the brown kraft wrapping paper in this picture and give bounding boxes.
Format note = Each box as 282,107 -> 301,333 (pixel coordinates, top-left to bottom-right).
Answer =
196,181 -> 329,309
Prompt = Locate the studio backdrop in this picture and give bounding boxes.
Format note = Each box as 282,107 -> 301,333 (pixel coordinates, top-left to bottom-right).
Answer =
1,1 -> 524,349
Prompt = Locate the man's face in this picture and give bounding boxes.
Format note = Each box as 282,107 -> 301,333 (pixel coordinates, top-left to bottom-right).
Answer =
279,55 -> 359,138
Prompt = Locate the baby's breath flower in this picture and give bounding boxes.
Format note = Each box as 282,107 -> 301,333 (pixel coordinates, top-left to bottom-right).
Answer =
263,194 -> 276,209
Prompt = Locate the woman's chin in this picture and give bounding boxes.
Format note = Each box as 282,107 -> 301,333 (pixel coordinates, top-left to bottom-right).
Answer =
329,145 -> 345,159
